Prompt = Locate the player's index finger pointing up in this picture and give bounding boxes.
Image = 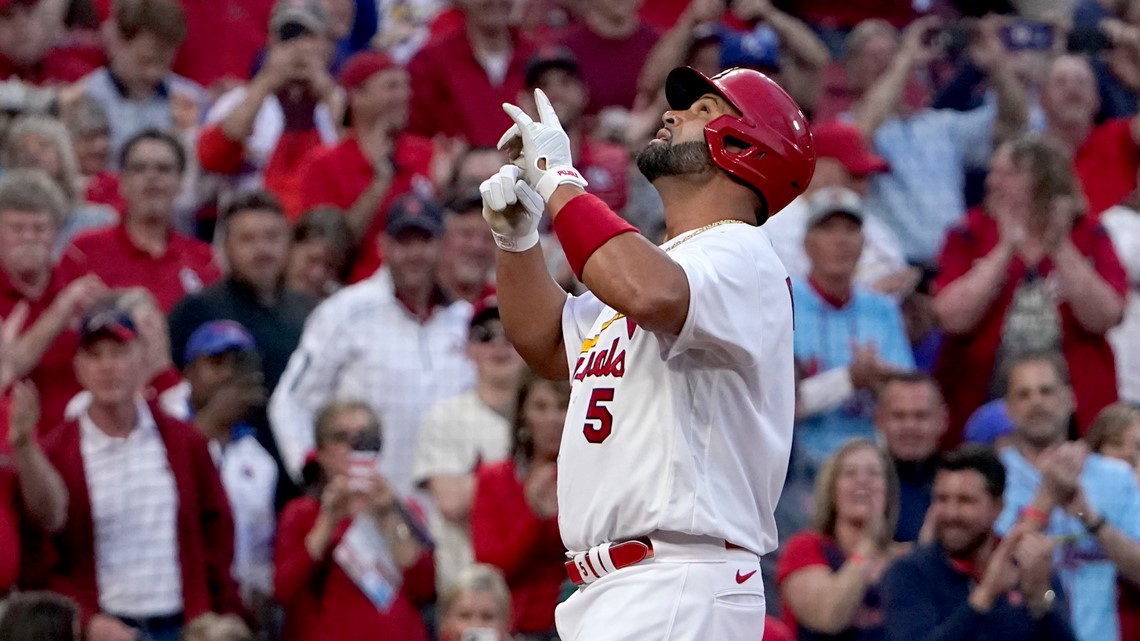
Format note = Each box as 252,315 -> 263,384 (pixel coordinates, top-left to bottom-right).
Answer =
502,103 -> 534,130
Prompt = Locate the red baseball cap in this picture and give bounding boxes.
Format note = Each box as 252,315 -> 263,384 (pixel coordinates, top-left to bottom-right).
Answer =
812,122 -> 889,177
338,51 -> 397,91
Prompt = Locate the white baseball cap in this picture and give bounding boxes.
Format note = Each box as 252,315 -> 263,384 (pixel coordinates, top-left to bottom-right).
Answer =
806,186 -> 865,229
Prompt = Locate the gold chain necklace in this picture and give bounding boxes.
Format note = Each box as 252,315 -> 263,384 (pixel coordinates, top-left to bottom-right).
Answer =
662,220 -> 750,253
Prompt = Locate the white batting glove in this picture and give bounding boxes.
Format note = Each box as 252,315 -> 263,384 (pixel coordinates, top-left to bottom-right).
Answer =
479,165 -> 544,252
498,89 -> 588,201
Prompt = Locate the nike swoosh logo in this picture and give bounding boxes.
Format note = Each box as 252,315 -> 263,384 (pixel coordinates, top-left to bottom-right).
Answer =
735,569 -> 757,584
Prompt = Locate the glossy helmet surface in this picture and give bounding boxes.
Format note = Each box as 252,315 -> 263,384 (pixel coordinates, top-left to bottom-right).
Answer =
665,66 -> 816,219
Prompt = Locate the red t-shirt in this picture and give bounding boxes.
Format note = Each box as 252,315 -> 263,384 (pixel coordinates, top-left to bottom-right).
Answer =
558,21 -> 659,114
298,133 -> 435,282
471,459 -> 565,635
794,1 -> 914,29
0,252 -> 90,430
274,496 -> 434,641
68,224 -> 221,313
933,207 -> 1128,441
1074,118 -> 1140,218
0,40 -> 104,85
776,531 -> 885,636
173,0 -> 275,87
84,172 -> 125,215
407,27 -> 536,146
0,400 -> 20,594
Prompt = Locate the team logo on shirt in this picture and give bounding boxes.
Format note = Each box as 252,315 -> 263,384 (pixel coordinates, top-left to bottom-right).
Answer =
573,313 -> 637,381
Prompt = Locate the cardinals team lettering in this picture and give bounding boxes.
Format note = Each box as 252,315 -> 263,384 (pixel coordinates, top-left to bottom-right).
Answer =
574,313 -> 636,381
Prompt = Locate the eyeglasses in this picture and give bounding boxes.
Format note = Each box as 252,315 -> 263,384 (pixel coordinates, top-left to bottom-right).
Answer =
470,325 -> 508,344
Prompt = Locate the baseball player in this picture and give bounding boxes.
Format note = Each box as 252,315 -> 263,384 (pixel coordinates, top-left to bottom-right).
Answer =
479,66 -> 814,640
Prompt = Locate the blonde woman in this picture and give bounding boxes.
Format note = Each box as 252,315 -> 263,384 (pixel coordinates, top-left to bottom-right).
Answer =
777,439 -> 900,641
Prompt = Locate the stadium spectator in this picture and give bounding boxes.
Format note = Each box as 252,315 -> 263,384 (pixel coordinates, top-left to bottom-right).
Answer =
471,373 -> 569,640
437,192 -> 497,303
406,0 -> 536,146
70,129 -> 220,313
63,96 -> 123,214
171,0 -> 275,91
444,146 -> 507,200
270,193 -> 475,497
274,400 -> 434,641
297,50 -> 434,280
0,170 -> 106,429
557,0 -> 658,114
994,351 -> 1140,641
790,186 -> 914,474
933,135 -> 1127,438
35,304 -> 241,641
284,206 -> 353,300
777,439 -> 899,641
81,0 -> 204,163
0,0 -> 98,84
413,299 -> 522,589
169,320 -> 277,625
881,445 -> 1077,641
1101,191 -> 1140,403
762,121 -> 911,296
1084,403 -> 1140,641
520,47 -> 630,212
851,14 -> 1028,265
1041,54 -> 1140,217
2,116 -> 117,250
197,0 -> 340,213
875,372 -> 948,543
437,563 -> 513,641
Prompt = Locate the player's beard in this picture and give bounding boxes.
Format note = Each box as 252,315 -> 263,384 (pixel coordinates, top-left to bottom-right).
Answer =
636,140 -> 717,184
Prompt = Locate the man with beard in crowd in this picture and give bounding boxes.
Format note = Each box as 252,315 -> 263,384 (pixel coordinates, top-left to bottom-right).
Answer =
881,445 -> 1076,641
478,66 -> 812,640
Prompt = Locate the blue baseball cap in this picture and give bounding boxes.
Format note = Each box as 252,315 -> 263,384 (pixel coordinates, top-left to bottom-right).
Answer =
964,400 -> 1014,445
78,306 -> 138,346
184,320 -> 257,363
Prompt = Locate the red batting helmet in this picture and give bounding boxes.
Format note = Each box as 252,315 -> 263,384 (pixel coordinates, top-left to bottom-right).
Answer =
665,66 -> 815,219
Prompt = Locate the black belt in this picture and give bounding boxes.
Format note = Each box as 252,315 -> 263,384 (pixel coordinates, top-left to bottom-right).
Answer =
113,612 -> 184,630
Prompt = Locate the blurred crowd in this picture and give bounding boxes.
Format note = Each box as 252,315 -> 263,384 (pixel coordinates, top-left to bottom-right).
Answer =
0,0 -> 1139,640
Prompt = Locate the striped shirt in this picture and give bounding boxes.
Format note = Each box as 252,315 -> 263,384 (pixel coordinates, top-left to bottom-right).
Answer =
80,401 -> 183,617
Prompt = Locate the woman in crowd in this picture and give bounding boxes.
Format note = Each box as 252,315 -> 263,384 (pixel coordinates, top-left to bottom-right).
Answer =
777,439 -> 900,641
1085,403 -> 1140,641
471,372 -> 570,641
285,207 -> 353,300
1102,184 -> 1140,405
933,134 -> 1128,438
438,563 -> 515,641
274,400 -> 435,641
2,114 -> 116,250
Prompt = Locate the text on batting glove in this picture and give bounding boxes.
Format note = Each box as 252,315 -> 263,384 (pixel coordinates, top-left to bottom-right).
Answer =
479,164 -> 544,252
499,88 -> 588,201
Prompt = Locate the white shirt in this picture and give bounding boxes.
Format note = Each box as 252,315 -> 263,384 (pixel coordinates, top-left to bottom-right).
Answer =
270,268 -> 476,497
80,402 -> 183,617
1102,206 -> 1140,404
762,195 -> 910,292
412,390 -> 512,588
212,434 -> 278,597
557,224 -> 795,554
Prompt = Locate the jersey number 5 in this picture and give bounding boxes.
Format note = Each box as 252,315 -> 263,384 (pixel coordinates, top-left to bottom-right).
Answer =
583,388 -> 615,443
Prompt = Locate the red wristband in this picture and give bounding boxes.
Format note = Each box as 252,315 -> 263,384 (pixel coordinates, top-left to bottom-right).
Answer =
552,193 -> 638,280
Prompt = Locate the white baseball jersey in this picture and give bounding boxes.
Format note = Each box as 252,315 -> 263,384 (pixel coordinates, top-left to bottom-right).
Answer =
557,223 -> 795,555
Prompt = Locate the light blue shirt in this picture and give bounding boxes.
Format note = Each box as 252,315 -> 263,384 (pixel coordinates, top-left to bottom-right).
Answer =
864,101 -> 996,263
997,447 -> 1140,641
791,279 -> 914,466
